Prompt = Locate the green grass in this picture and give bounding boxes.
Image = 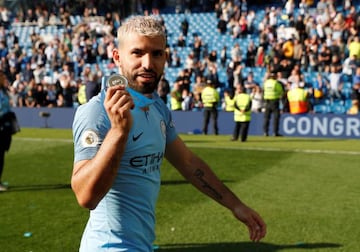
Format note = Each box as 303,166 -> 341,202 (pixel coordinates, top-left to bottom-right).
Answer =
0,129 -> 359,251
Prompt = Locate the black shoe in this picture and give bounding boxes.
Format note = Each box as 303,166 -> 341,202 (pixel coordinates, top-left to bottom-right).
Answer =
274,133 -> 283,137
264,133 -> 269,136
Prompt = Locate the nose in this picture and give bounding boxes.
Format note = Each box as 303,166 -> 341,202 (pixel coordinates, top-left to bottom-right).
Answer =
141,54 -> 154,70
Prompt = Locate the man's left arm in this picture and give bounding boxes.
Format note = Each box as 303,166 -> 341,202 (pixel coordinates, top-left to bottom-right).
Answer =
165,137 -> 266,242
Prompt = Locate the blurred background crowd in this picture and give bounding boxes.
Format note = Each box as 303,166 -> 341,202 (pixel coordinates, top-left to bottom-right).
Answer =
0,0 -> 359,114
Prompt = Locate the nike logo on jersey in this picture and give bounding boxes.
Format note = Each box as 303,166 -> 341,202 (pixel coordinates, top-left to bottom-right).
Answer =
132,132 -> 143,141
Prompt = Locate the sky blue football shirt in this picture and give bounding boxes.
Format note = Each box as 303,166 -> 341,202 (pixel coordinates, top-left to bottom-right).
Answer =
73,88 -> 177,252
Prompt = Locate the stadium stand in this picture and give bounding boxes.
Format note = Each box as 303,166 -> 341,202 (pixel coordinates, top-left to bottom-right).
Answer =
1,0 -> 360,115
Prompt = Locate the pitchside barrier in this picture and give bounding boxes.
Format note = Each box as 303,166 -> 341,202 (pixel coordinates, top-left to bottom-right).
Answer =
12,108 -> 360,139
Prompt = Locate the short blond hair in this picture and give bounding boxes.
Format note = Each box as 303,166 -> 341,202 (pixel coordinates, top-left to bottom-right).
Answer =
117,15 -> 166,47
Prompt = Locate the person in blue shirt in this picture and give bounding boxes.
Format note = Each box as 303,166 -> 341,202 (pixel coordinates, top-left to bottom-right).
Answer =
0,72 -> 12,191
71,15 -> 266,252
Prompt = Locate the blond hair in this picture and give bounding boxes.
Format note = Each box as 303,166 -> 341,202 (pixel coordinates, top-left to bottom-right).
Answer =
117,15 -> 166,47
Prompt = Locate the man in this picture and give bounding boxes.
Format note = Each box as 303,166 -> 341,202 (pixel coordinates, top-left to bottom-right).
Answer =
287,83 -> 309,114
231,84 -> 252,142
201,79 -> 220,135
170,82 -> 182,111
263,72 -> 284,136
71,16 -> 266,252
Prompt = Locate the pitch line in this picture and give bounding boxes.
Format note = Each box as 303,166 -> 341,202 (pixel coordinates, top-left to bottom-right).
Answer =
16,137 -> 360,155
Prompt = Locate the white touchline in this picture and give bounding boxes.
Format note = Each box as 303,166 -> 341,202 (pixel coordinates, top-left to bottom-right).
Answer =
15,137 -> 360,156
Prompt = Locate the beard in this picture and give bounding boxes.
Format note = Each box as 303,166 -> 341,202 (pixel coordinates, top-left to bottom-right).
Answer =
124,70 -> 161,95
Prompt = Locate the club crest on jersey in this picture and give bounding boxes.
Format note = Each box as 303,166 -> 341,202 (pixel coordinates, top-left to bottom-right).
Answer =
81,130 -> 99,147
160,120 -> 166,138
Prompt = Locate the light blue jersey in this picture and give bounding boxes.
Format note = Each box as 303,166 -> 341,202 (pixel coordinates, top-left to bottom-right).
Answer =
73,88 -> 177,251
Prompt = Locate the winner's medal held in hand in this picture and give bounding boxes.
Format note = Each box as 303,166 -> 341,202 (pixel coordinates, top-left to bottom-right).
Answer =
102,74 -> 154,109
106,74 -> 128,88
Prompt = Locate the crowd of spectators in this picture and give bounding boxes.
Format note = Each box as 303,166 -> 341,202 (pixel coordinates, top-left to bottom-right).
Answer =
0,0 -> 360,115
167,0 -> 360,114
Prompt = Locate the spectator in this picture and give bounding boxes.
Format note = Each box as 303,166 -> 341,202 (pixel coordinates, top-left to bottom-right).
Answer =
311,72 -> 328,105
243,72 -> 259,94
220,46 -> 228,68
217,14 -> 227,34
175,68 -> 191,92
250,85 -> 264,113
180,18 -> 189,37
347,36 -> 360,59
83,65 -> 100,102
24,89 -> 36,107
176,34 -> 186,47
33,83 -> 48,107
0,71 -> 14,191
328,65 -> 344,102
181,89 -> 194,111
255,46 -> 266,67
350,66 -> 360,107
245,40 -> 257,67
157,75 -> 170,105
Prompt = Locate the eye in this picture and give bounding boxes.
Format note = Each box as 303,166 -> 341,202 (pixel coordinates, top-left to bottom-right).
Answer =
132,49 -> 143,57
153,50 -> 164,57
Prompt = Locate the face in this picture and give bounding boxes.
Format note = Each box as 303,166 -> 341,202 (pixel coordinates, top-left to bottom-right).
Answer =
113,33 -> 167,95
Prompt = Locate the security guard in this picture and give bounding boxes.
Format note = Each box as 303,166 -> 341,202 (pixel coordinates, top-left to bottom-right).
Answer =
201,79 -> 220,135
262,72 -> 284,136
170,82 -> 182,111
77,79 -> 87,105
287,84 -> 309,114
223,89 -> 235,112
231,84 -> 252,142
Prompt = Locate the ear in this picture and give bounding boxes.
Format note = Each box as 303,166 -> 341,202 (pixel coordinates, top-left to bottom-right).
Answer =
112,48 -> 121,67
165,49 -> 169,62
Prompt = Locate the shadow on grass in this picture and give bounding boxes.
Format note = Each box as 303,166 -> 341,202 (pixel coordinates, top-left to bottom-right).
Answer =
5,184 -> 71,192
156,242 -> 342,251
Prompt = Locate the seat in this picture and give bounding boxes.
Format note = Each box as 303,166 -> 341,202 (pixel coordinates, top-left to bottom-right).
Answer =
330,104 -> 346,114
313,104 -> 330,114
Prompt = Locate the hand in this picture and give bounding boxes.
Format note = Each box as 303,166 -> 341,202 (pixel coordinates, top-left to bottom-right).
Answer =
233,204 -> 266,242
104,85 -> 134,133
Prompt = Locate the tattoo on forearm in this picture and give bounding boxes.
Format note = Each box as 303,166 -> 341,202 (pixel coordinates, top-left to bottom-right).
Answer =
194,169 -> 223,200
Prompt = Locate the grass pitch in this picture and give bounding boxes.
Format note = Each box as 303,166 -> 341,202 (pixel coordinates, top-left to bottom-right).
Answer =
0,128 -> 359,251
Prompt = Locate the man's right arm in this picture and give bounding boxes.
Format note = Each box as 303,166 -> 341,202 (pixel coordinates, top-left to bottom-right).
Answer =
72,128 -> 129,210
71,85 -> 134,210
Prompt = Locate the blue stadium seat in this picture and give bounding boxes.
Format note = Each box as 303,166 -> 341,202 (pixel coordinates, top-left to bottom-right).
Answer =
313,104 -> 331,114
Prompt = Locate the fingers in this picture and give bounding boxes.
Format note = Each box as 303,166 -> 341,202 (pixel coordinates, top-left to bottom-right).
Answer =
233,205 -> 266,242
248,214 -> 267,242
105,85 -> 134,116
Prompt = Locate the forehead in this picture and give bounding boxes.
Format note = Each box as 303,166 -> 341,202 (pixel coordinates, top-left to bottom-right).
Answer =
120,33 -> 166,51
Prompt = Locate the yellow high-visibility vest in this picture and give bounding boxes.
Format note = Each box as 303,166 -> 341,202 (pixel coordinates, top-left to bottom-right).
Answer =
263,79 -> 283,100
78,85 -> 87,105
201,86 -> 219,108
234,93 -> 251,122
224,95 -> 235,112
287,87 -> 308,114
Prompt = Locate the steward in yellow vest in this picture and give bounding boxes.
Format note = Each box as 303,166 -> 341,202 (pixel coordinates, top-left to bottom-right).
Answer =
201,79 -> 220,135
262,73 -> 284,136
231,84 -> 252,142
287,85 -> 309,114
77,83 -> 87,105
223,89 -> 235,112
170,83 -> 182,111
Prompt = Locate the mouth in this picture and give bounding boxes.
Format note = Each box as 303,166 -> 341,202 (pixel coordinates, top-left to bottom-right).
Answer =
138,73 -> 156,82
